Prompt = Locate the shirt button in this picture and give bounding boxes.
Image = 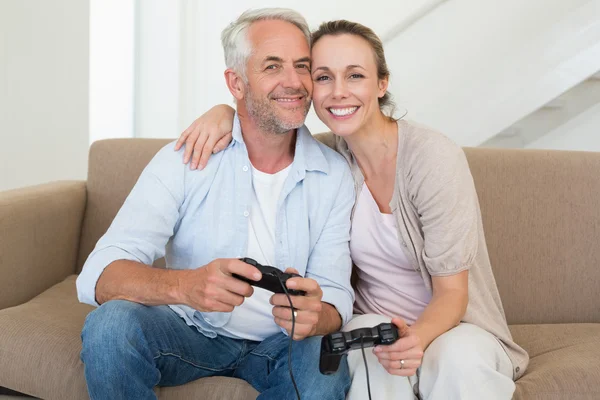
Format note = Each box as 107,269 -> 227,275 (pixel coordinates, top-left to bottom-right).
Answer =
243,211 -> 249,217
515,367 -> 520,373
401,241 -> 407,247
242,165 -> 249,172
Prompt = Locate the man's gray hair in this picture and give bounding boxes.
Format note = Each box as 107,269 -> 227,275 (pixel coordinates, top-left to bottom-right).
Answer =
221,8 -> 311,81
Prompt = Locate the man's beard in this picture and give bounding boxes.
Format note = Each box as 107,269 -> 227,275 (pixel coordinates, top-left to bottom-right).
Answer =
245,85 -> 311,135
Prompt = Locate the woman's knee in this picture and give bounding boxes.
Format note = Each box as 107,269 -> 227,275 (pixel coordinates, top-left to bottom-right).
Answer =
343,313 -> 392,332
422,324 -> 499,373
419,324 -> 515,399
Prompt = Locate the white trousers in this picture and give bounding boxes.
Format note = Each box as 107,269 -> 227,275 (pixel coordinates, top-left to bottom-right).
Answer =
343,314 -> 515,400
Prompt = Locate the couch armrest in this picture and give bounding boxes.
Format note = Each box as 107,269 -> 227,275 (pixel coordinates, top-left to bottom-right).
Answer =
0,181 -> 86,310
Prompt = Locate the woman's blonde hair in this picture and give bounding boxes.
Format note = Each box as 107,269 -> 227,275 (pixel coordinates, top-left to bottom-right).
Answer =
312,20 -> 396,117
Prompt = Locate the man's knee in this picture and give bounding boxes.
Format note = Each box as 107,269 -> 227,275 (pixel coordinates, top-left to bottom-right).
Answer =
294,336 -> 350,398
81,300 -> 154,359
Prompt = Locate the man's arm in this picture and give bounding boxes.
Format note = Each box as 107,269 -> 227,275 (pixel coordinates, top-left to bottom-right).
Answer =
271,270 -> 344,339
76,145 -> 186,307
94,260 -> 182,305
312,302 -> 343,335
77,143 -> 262,311
306,164 -> 356,332
96,258 -> 261,312
270,161 -> 355,338
271,162 -> 355,339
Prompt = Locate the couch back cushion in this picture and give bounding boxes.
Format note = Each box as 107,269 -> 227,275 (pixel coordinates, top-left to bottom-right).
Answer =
464,147 -> 600,324
77,139 -> 600,325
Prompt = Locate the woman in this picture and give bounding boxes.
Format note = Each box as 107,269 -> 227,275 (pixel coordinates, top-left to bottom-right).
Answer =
175,20 -> 528,400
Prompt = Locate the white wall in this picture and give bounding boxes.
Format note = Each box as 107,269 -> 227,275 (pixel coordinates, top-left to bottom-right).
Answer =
89,0 -> 135,144
0,0 -> 89,191
385,0 -> 600,146
135,0 -> 181,138
2,0 -> 597,193
527,102 -> 600,152
133,0 -> 600,145
137,0 -> 438,138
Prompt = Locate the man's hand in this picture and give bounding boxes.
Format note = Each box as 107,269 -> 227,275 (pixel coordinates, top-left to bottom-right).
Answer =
270,268 -> 323,340
373,317 -> 424,377
177,258 -> 261,312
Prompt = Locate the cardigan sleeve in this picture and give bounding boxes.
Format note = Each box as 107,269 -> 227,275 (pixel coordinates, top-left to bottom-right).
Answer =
313,131 -> 337,151
405,133 -> 479,276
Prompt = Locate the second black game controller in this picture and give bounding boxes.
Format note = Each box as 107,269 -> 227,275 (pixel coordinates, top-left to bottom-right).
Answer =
233,257 -> 307,296
319,322 -> 400,375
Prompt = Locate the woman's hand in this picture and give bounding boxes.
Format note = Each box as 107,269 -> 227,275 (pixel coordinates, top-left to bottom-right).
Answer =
175,104 -> 236,170
373,317 -> 424,377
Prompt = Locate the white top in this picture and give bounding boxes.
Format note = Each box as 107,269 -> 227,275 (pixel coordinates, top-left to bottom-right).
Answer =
220,164 -> 291,340
351,185 -> 431,325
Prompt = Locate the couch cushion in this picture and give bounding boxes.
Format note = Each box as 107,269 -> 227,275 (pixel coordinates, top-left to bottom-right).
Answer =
464,147 -> 600,325
78,140 -> 600,326
0,276 -> 258,400
0,181 -> 86,311
2,276 -> 600,399
510,324 -> 600,400
156,376 -> 257,400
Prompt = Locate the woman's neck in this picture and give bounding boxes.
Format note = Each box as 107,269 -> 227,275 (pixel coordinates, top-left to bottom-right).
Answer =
344,113 -> 398,179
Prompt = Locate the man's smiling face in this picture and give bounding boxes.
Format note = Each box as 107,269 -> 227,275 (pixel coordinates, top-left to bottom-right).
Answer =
242,19 -> 313,134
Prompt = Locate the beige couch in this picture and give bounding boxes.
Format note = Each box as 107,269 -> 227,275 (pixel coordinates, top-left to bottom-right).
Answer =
1,138 -> 599,400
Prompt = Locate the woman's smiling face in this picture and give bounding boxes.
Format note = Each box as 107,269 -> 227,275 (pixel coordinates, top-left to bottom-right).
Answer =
310,33 -> 388,137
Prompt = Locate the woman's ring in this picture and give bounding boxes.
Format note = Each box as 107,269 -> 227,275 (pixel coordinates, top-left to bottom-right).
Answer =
399,359 -> 405,369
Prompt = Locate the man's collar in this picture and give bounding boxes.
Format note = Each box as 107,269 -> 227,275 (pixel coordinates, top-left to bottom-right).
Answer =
231,113 -> 330,175
231,113 -> 244,145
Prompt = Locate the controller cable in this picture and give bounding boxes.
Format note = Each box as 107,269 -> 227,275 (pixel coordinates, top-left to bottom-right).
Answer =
360,335 -> 373,400
279,280 -> 301,400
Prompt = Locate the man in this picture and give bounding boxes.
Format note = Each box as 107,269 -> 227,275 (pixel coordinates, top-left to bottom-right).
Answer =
76,8 -> 355,400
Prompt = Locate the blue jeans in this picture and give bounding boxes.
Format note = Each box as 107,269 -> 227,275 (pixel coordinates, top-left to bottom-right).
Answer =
80,300 -> 350,400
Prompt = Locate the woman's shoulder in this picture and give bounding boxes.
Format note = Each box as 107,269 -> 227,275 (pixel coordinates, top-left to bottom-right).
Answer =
400,119 -> 461,153
399,119 -> 466,171
313,131 -> 337,150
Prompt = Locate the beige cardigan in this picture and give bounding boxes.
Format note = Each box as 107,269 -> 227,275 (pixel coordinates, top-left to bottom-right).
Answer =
315,120 -> 529,380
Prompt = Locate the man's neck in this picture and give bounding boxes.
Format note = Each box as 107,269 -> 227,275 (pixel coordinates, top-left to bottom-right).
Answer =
237,109 -> 296,174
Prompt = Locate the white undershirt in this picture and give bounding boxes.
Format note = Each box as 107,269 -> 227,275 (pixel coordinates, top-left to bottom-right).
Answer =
219,163 -> 291,341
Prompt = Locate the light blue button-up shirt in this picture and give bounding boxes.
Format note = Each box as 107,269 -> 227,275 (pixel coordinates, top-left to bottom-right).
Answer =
76,115 -> 355,339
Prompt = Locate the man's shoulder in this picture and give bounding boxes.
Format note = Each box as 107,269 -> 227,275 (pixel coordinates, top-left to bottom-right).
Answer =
317,140 -> 348,167
144,140 -> 181,168
148,141 -> 222,177
142,141 -> 222,194
153,140 -> 185,163
312,131 -> 337,151
303,132 -> 350,175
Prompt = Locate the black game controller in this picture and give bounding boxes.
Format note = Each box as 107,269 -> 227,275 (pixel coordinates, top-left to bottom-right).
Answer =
319,322 -> 400,375
233,257 -> 307,296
